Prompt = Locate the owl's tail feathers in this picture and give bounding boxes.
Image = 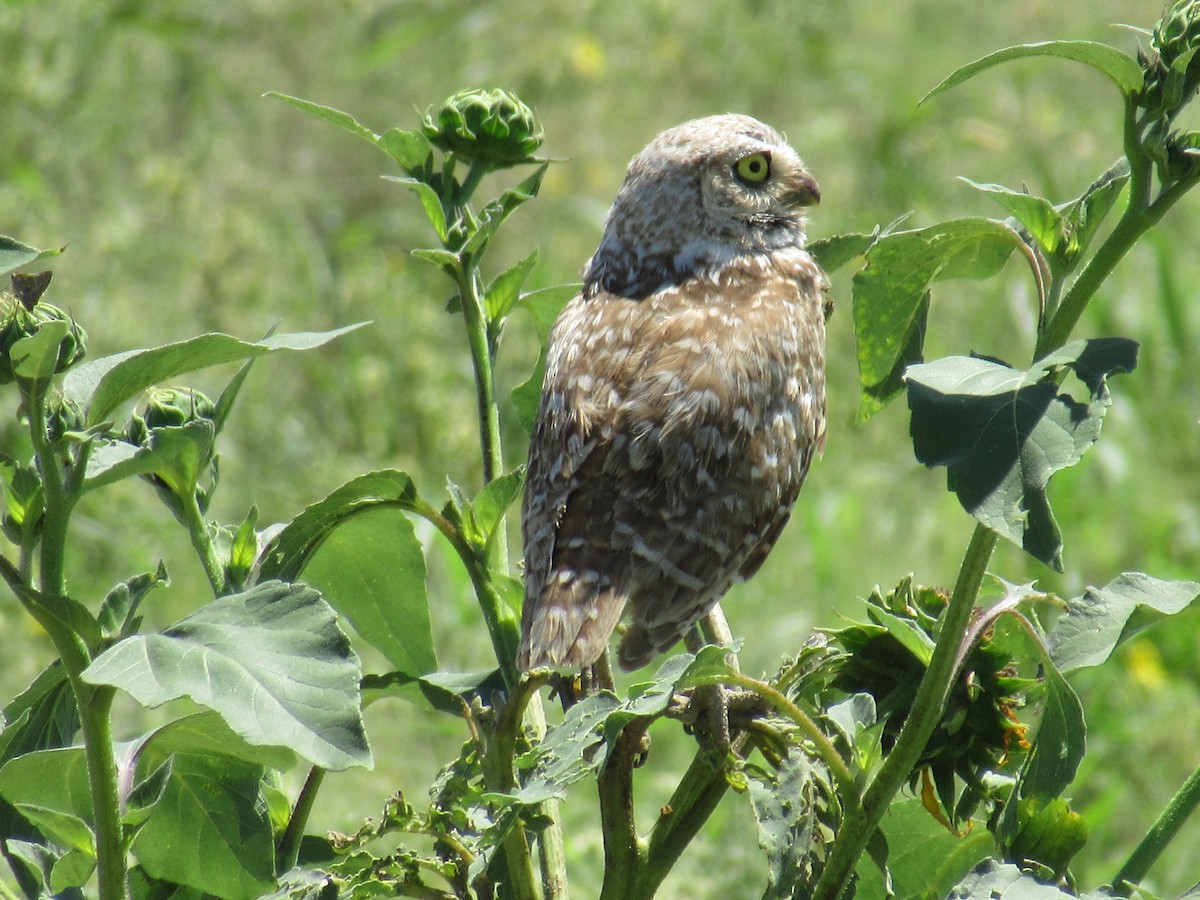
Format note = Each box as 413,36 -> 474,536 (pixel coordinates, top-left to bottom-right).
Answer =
516,573 -> 626,671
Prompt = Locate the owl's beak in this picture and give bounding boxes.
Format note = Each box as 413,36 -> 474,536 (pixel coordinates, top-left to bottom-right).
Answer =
788,172 -> 821,207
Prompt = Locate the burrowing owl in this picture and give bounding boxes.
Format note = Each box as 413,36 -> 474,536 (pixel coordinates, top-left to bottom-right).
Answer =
518,114 -> 829,672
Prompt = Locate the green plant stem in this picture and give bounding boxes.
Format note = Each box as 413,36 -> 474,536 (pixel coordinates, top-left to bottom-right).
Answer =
179,489 -> 226,597
1112,759 -> 1200,895
76,684 -> 125,900
26,384 -> 69,596
20,386 -> 127,899
455,263 -> 505,490
598,722 -> 650,900
1037,102 -> 1200,359
636,748 -> 736,899
811,524 -> 997,900
278,765 -> 325,872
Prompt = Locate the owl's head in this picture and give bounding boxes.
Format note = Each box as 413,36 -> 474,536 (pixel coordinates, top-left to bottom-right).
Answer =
584,114 -> 820,298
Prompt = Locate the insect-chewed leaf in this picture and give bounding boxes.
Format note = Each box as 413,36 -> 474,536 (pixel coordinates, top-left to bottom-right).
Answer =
946,859 -> 1078,898
906,337 -> 1138,570
748,746 -> 836,899
81,580 -> 370,771
1050,572 -> 1200,672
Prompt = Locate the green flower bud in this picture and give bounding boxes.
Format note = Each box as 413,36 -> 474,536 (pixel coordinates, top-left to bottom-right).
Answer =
1140,0 -> 1200,122
0,292 -> 88,385
124,386 -> 217,446
46,395 -> 87,444
421,88 -> 543,167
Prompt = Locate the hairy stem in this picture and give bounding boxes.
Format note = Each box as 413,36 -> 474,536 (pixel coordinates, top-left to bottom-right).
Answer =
77,685 -> 125,900
278,766 -> 326,872
811,524 -> 996,900
1112,759 -> 1200,895
179,489 -> 226,597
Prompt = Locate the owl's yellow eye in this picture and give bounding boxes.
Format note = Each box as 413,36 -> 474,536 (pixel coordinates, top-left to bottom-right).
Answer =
734,152 -> 771,184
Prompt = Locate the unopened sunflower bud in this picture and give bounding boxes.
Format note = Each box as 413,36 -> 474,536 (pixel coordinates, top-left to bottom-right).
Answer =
124,386 -> 216,446
1140,0 -> 1200,123
421,88 -> 543,167
0,292 -> 87,385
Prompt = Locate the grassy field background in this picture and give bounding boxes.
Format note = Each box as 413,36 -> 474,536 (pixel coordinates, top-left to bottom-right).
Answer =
2,0 -> 1199,896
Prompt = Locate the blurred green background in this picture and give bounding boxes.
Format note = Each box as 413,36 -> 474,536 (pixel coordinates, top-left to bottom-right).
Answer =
2,0 -> 1199,896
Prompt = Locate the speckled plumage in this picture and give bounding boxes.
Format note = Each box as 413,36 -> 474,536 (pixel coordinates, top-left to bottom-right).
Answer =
518,114 -> 830,672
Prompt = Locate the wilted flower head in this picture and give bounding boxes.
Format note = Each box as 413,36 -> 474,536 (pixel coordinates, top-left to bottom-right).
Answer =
422,88 -> 543,167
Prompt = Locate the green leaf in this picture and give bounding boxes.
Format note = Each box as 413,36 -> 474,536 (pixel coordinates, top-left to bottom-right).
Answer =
921,41 -> 1144,106
82,581 -> 370,771
123,756 -> 173,830
63,323 -> 367,427
0,236 -> 63,276
946,860 -> 1075,898
1006,798 -> 1088,879
853,798 -> 992,900
1050,573 -> 1200,672
511,283 -> 577,432
807,230 -> 880,274
510,691 -> 622,804
1018,663 -> 1085,804
484,249 -> 539,322
961,180 -> 1066,254
459,467 -> 525,554
50,847 -> 95,893
131,750 -> 275,899
0,747 -> 94,848
748,747 -> 834,899
142,420 -> 215,498
97,563 -> 168,640
1057,159 -> 1131,261
376,127 -> 433,170
258,469 -> 419,580
461,163 -> 548,257
300,505 -> 436,676
361,668 -> 505,715
385,176 -> 448,242
0,662 -> 78,764
266,92 -> 379,142
138,710 -> 297,771
10,319 -> 69,380
267,93 -> 432,173
852,218 -> 1026,420
906,338 -> 1138,570
227,505 -> 258,586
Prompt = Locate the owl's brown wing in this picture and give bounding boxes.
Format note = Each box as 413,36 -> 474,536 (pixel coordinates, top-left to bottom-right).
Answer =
519,252 -> 827,671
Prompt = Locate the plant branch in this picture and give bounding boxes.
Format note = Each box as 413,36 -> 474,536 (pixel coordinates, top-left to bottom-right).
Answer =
811,523 -> 997,900
1036,99 -> 1200,358
1112,758 -> 1200,895
598,721 -> 650,900
278,765 -> 326,872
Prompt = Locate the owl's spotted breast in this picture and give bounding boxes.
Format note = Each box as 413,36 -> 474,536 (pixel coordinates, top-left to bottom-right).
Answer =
519,245 -> 828,671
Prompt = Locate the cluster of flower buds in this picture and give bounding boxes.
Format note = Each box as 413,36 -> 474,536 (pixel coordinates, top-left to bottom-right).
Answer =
421,88 -> 543,168
1140,0 -> 1200,122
